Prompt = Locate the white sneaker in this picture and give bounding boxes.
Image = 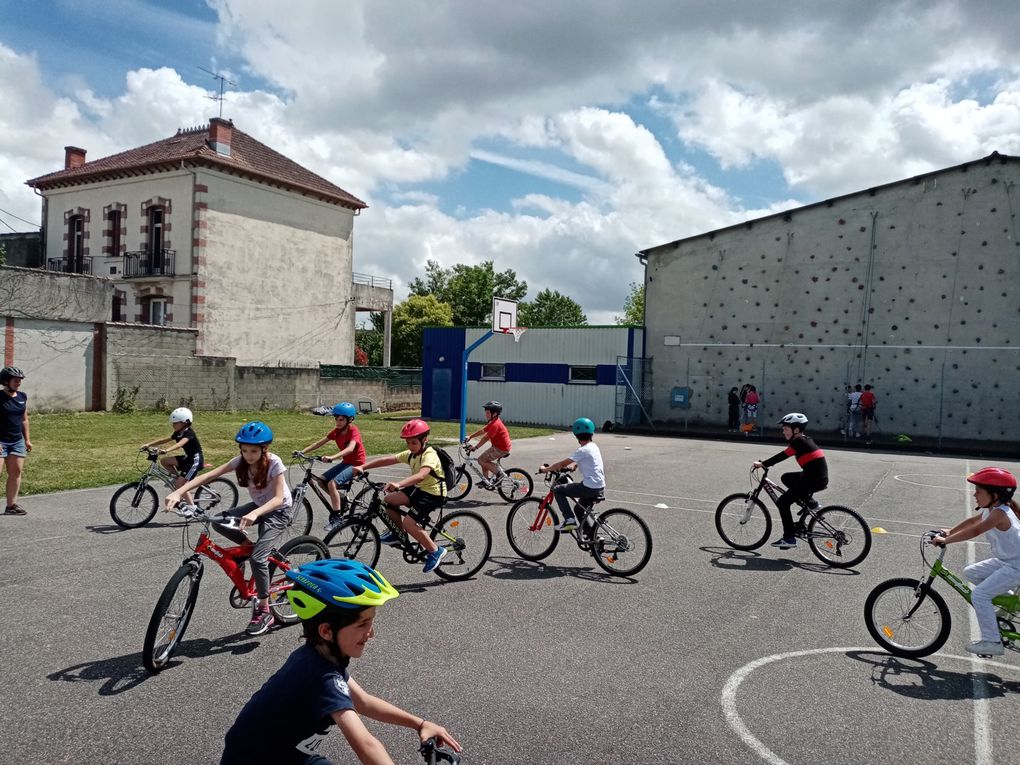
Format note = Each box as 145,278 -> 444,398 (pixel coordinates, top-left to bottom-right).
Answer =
553,516 -> 577,531
966,640 -> 1004,656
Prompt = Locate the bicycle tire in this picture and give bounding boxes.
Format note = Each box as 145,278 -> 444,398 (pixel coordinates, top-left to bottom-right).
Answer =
807,505 -> 872,568
267,535 -> 330,625
143,561 -> 202,673
194,478 -> 239,513
110,482 -> 159,529
324,518 -> 381,568
278,497 -> 313,544
349,485 -> 376,516
496,468 -> 534,502
506,497 -> 560,561
431,510 -> 492,580
589,508 -> 653,577
864,577 -> 951,658
446,467 -> 472,502
715,493 -> 771,550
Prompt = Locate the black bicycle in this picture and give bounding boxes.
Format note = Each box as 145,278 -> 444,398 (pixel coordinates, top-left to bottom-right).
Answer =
506,467 -> 653,577
288,451 -> 376,536
420,738 -> 460,764
323,474 -> 492,580
715,466 -> 872,568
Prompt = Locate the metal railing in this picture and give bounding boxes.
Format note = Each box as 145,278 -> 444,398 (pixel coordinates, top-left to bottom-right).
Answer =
123,249 -> 176,278
353,272 -> 392,289
46,256 -> 93,275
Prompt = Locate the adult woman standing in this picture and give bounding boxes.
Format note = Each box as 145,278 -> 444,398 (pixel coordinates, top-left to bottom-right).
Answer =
0,367 -> 31,516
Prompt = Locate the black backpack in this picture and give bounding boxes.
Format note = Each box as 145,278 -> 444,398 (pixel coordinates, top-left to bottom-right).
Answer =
428,445 -> 458,493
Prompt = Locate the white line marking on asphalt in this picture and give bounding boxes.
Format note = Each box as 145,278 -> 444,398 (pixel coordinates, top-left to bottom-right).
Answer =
722,645 -> 1019,764
893,473 -> 968,490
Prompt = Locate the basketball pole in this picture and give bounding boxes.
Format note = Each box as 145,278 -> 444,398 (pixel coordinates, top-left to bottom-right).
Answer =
459,330 -> 493,442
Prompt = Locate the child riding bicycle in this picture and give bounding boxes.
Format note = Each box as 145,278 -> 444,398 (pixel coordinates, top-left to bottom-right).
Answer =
464,400 -> 512,489
352,418 -> 449,573
752,412 -> 828,550
299,402 -> 367,533
933,467 -> 1020,656
220,559 -> 461,765
167,421 -> 294,636
538,417 -> 605,532
140,407 -> 203,504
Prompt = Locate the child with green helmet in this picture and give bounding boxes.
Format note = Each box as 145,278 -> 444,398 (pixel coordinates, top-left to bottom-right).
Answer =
538,417 -> 606,531
220,559 -> 461,764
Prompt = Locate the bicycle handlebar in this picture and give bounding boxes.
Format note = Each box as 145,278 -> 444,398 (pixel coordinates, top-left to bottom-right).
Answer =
419,738 -> 460,764
291,451 -> 329,463
170,502 -> 243,530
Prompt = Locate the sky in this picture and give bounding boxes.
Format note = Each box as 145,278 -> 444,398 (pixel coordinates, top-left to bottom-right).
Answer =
2,1 -> 1020,324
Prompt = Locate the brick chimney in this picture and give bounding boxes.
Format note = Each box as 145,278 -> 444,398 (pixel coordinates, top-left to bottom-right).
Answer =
208,118 -> 233,157
64,146 -> 87,169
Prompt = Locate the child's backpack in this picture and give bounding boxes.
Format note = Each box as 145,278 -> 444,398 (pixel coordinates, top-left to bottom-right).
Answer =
428,445 -> 458,493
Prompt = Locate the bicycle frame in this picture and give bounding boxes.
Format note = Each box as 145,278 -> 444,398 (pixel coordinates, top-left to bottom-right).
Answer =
747,467 -> 822,528
911,543 -> 1020,642
526,471 -> 601,548
291,453 -> 361,515
357,478 -> 461,559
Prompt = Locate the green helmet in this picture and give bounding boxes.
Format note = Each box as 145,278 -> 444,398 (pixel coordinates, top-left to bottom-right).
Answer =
571,417 -> 596,436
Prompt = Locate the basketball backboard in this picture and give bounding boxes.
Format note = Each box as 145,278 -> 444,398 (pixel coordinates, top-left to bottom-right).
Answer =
492,296 -> 518,333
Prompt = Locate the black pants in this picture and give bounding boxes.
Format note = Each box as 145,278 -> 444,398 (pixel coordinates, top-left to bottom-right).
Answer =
728,407 -> 740,430
776,471 -> 827,539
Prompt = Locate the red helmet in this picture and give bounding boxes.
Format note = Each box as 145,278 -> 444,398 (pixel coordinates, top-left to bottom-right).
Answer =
967,467 -> 1017,498
400,418 -> 430,439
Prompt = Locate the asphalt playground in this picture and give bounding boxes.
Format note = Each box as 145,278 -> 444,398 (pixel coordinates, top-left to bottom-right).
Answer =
3,432 -> 1020,764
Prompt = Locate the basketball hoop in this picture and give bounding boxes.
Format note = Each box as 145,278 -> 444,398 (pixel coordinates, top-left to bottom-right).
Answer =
499,327 -> 527,343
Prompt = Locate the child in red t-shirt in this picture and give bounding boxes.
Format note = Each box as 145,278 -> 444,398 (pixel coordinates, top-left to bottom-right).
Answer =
465,401 -> 512,489
859,384 -> 877,442
299,402 -> 367,531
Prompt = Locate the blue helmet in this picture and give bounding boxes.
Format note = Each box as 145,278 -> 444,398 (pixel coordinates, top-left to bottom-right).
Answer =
235,421 -> 273,445
571,417 -> 596,436
286,559 -> 399,620
331,402 -> 357,419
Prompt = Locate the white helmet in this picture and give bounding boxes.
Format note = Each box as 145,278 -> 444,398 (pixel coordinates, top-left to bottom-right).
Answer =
778,412 -> 808,427
170,407 -> 193,424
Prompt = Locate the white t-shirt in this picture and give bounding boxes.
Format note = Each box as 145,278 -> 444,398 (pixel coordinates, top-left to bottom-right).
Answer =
227,452 -> 292,509
848,391 -> 863,412
983,504 -> 1020,565
570,441 -> 605,489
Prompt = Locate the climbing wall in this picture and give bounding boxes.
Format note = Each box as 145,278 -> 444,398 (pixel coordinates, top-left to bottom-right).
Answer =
643,154 -> 1020,443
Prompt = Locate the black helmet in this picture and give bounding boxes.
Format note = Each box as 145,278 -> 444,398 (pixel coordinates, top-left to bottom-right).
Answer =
0,367 -> 25,385
483,400 -> 503,414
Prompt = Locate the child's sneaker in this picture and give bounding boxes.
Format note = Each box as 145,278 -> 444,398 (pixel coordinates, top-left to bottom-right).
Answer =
377,531 -> 400,546
553,516 -> 578,531
324,513 -> 345,533
245,607 -> 274,636
770,537 -> 798,549
422,546 -> 448,573
965,640 -> 1004,656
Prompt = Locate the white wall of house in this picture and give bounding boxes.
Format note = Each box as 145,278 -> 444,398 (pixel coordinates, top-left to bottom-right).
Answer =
198,170 -> 356,366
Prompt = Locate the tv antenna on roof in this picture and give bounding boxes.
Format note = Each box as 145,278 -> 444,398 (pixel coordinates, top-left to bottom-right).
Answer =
198,66 -> 236,118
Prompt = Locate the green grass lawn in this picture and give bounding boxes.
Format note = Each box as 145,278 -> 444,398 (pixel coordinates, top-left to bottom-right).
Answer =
17,410 -> 554,495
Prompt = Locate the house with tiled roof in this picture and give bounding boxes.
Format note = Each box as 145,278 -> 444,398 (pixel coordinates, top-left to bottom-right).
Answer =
26,118 -> 378,367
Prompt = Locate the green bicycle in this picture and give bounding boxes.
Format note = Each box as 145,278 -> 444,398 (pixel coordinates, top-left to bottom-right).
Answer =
864,530 -> 1020,658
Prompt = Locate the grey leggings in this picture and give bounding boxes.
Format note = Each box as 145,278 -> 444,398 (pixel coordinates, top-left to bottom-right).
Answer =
214,502 -> 291,599
553,481 -> 604,521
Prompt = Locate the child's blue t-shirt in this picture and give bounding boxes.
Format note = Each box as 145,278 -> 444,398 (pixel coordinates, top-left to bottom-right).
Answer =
221,644 -> 355,764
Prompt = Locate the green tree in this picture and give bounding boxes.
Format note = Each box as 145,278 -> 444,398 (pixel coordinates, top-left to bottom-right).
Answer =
615,281 -> 644,325
518,289 -> 588,327
409,259 -> 527,326
354,327 -> 382,365
391,294 -> 454,366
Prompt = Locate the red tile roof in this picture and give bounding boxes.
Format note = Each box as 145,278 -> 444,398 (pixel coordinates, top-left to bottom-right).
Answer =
26,122 -> 367,210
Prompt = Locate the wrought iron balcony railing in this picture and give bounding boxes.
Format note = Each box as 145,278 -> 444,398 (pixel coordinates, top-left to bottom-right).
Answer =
123,249 -> 176,278
46,256 -> 93,275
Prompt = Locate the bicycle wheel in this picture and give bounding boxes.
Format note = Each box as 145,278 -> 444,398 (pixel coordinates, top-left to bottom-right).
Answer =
446,467 -> 472,502
349,485 -> 376,516
431,510 -> 492,580
589,508 -> 653,577
715,493 -> 771,550
496,468 -> 534,502
864,577 -> 951,658
807,505 -> 872,568
143,561 -> 202,673
110,482 -> 159,529
194,478 -> 239,513
324,518 -> 381,568
506,497 -> 560,561
279,497 -> 313,543
267,535 -> 330,625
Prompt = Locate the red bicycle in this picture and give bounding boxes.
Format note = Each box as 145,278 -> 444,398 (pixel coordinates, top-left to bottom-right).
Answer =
142,505 -> 329,673
505,468 -> 652,577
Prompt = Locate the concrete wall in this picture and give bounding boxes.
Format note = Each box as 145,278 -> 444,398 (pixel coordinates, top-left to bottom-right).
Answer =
643,154 -> 1020,442
0,264 -> 112,322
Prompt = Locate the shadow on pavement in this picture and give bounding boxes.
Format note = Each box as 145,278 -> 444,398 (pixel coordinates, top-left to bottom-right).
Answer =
47,633 -> 259,695
85,520 -> 188,535
484,555 -> 639,584
847,650 -> 1020,699
700,546 -> 860,576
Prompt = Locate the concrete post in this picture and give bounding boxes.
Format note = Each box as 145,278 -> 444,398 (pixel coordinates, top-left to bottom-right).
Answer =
382,310 -> 392,367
